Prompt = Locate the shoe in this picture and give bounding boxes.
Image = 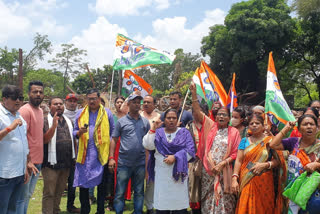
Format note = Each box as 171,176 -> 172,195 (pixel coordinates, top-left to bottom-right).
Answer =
67,206 -> 81,213
89,196 -> 97,204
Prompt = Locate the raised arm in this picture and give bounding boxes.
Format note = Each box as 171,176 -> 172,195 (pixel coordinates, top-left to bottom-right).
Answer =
269,121 -> 295,150
189,82 -> 204,124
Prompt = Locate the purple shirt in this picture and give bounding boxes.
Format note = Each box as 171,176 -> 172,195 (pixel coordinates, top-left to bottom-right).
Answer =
73,107 -> 114,188
282,137 -> 299,152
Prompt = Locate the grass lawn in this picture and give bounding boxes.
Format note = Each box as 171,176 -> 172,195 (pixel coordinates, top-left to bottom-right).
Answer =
28,176 -> 140,214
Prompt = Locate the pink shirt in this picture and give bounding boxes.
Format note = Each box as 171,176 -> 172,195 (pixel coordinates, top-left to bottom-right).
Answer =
19,103 -> 44,164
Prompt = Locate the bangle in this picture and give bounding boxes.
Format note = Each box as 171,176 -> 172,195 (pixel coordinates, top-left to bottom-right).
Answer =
268,161 -> 272,169
5,127 -> 12,133
149,130 -> 155,133
232,174 -> 239,179
108,156 -> 114,160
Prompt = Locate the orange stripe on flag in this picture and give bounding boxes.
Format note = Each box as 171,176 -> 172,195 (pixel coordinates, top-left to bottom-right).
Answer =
268,52 -> 277,76
124,70 -> 153,94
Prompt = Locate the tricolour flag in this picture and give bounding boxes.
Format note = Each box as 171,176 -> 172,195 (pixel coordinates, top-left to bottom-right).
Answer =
113,34 -> 176,70
121,70 -> 153,98
200,61 -> 227,106
265,52 -> 295,130
226,73 -> 238,112
192,67 -> 214,109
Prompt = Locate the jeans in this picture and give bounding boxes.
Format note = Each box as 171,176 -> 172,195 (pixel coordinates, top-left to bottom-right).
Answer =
156,209 -> 188,214
20,164 -> 41,214
114,165 -> 145,214
0,175 -> 25,214
89,187 -> 95,197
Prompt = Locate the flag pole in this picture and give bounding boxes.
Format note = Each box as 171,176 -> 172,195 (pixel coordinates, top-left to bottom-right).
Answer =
109,69 -> 115,108
178,89 -> 190,124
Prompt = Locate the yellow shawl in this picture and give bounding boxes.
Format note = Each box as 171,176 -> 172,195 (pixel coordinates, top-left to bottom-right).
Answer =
77,104 -> 110,165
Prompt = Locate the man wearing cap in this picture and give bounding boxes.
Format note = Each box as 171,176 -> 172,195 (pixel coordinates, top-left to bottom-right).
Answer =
109,94 -> 150,214
73,88 -> 114,214
63,94 -> 81,213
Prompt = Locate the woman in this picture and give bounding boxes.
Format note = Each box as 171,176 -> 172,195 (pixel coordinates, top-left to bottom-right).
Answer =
113,96 -> 126,123
270,114 -> 320,213
190,83 -> 240,214
290,107 -> 319,137
231,107 -> 247,138
143,109 -> 195,213
232,115 -> 286,214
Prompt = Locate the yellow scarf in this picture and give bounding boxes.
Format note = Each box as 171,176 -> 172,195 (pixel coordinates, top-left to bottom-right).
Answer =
77,104 -> 110,165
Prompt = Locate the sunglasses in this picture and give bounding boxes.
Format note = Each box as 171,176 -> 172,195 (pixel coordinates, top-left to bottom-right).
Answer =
7,95 -> 24,101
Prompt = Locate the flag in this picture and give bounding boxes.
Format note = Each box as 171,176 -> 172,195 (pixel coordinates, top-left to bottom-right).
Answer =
121,70 -> 153,98
200,61 -> 228,106
265,52 -> 295,130
113,34 -> 176,70
226,73 -> 238,112
192,67 -> 214,109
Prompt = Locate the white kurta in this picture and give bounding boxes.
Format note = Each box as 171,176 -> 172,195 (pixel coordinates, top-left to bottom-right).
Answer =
143,129 -> 191,210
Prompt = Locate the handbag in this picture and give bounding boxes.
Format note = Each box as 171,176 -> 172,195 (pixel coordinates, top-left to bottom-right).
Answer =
306,188 -> 320,214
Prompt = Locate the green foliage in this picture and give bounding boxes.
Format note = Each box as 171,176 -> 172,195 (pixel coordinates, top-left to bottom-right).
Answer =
0,47 -> 19,86
201,0 -> 296,103
291,0 -> 320,18
23,69 -> 64,98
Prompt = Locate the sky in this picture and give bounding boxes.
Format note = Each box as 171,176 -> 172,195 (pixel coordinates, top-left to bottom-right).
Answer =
0,0 -> 246,70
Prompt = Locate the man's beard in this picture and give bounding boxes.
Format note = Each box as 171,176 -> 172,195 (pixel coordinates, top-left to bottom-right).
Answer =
30,97 -> 43,107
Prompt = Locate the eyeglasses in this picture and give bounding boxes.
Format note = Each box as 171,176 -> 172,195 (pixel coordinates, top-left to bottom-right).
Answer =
87,97 -> 98,102
217,113 -> 228,117
7,95 -> 24,101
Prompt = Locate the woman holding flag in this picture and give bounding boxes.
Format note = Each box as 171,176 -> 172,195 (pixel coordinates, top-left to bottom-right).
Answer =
190,82 -> 240,214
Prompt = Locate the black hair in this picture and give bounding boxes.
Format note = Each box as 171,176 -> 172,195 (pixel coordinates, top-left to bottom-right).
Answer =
2,85 -> 22,98
100,98 -> 105,106
234,106 -> 246,119
309,100 -> 320,107
48,97 -> 63,106
303,107 -> 319,118
298,114 -> 318,129
200,102 -> 209,116
144,95 -> 156,104
169,91 -> 182,99
247,114 -> 264,125
217,106 -> 230,118
164,108 -> 178,119
28,81 -> 44,92
86,88 -> 100,97
114,96 -> 125,104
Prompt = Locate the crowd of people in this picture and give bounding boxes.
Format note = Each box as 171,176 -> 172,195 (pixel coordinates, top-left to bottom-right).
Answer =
1,80 -> 320,214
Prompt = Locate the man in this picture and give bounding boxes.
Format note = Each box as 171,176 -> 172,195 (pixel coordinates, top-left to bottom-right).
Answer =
109,94 -> 150,214
42,97 -> 75,214
64,94 -> 81,213
161,91 -> 192,127
0,85 -> 29,214
211,101 -> 222,121
19,81 -> 44,214
73,88 -> 114,214
140,95 -> 159,214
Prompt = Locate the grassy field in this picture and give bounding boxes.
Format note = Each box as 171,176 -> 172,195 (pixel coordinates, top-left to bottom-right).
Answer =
28,176 -> 139,214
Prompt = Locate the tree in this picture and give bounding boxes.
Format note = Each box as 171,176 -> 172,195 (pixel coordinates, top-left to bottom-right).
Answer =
0,47 -> 19,85
49,44 -> 87,94
292,0 -> 320,18
201,0 -> 296,104
23,69 -> 64,98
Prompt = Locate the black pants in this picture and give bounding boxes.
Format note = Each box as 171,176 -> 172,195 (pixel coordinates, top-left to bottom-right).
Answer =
79,166 -> 108,214
67,164 -> 76,209
156,209 -> 188,214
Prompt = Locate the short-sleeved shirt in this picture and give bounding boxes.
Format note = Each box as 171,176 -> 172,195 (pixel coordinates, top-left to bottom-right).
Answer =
19,103 -> 44,164
160,108 -> 193,127
43,115 -> 73,169
112,114 -> 150,167
238,137 -> 251,150
0,104 -> 29,178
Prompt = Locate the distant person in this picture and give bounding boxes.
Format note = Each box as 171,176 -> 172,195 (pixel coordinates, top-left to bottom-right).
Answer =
42,97 -> 75,214
19,81 -> 44,214
0,85 -> 29,214
160,91 -> 192,127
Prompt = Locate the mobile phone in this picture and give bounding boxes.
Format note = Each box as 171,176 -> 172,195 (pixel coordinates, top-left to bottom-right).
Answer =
84,124 -> 88,128
247,161 -> 255,170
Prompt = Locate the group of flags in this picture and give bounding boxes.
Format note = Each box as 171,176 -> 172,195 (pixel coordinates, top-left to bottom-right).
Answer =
112,33 -> 295,131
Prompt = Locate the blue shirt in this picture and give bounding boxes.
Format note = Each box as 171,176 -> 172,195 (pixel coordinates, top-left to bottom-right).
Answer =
160,108 -> 193,127
112,113 -> 150,167
0,104 -> 29,178
238,137 -> 250,150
